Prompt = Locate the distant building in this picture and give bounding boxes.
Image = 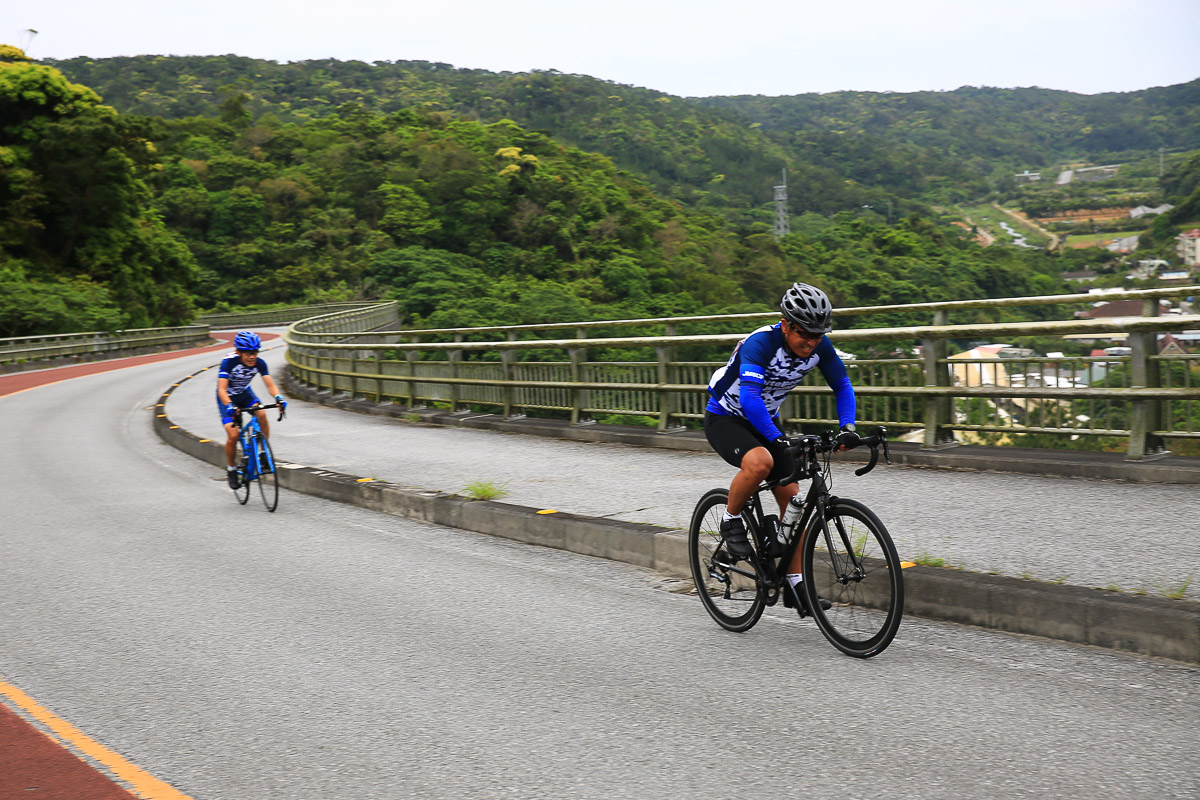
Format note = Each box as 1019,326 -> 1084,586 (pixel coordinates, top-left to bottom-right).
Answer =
1107,234 -> 1139,253
1129,203 -> 1174,219
1177,228 -> 1200,267
1075,299 -> 1170,319
1158,333 -> 1189,355
1055,169 -> 1074,185
1061,269 -> 1099,282
1014,170 -> 1041,184
1074,164 -> 1120,182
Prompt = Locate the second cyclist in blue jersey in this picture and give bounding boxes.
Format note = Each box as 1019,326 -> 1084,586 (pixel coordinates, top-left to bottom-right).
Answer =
217,331 -> 287,488
704,283 -> 859,611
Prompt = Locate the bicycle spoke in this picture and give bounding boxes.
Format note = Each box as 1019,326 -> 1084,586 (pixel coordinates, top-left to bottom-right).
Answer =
802,500 -> 903,658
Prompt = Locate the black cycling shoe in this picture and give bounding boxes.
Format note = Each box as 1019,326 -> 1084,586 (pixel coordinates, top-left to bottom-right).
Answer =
720,516 -> 753,559
783,582 -> 832,616
226,469 -> 241,489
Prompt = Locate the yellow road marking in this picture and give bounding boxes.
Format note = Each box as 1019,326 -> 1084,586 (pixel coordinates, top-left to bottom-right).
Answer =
169,426 -> 179,430
537,509 -> 558,514
900,561 -> 916,569
356,478 -> 374,482
198,439 -> 210,443
0,679 -> 195,799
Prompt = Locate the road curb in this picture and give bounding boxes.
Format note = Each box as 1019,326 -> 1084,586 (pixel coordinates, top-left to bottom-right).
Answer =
157,371 -> 1200,664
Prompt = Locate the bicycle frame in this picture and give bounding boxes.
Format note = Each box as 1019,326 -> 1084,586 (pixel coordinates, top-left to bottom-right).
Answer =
726,435 -> 874,606
232,404 -> 281,482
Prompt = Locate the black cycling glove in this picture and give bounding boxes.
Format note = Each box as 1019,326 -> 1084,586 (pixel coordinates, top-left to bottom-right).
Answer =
835,426 -> 860,450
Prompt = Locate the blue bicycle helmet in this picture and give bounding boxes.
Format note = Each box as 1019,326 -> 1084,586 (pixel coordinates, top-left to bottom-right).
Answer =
234,331 -> 262,351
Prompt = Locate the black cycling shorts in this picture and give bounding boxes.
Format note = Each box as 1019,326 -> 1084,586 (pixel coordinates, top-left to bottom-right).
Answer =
703,411 -> 796,484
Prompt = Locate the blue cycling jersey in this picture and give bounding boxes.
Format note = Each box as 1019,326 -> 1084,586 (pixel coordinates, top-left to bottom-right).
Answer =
217,353 -> 270,399
706,323 -> 856,441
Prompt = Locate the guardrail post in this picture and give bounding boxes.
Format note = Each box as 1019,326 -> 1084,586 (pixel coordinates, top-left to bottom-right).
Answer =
1126,299 -> 1168,460
922,310 -> 957,449
449,332 -> 464,413
373,349 -> 382,403
502,331 -> 519,418
405,337 -> 419,408
570,327 -> 592,426
656,323 -> 682,433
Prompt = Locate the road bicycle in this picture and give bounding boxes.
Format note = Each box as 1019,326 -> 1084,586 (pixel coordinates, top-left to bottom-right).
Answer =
231,403 -> 286,512
688,427 -> 904,658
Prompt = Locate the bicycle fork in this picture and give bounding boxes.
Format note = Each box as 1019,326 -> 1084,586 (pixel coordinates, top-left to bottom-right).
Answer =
813,499 -> 866,585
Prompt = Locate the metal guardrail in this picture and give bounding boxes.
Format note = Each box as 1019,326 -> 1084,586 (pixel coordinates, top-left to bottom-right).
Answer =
195,303 -> 384,328
283,292 -> 1200,462
286,286 -> 1197,341
0,326 -> 211,366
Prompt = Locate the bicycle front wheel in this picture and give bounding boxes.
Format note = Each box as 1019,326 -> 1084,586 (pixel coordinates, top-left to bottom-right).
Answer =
256,436 -> 279,512
801,498 -> 903,658
234,439 -> 251,505
688,488 -> 765,633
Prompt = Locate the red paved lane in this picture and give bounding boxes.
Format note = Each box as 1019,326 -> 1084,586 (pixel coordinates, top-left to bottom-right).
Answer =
0,704 -> 140,800
0,332 -> 282,398
1,329 -> 279,798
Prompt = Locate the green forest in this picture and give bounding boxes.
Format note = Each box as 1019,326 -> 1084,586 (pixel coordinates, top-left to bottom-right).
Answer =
3,47 -> 1199,339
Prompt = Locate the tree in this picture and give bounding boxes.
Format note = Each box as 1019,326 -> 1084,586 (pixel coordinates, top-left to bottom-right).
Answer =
0,47 -> 195,333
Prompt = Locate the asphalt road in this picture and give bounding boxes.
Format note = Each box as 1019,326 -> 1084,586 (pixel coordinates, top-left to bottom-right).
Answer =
1,343 -> 1197,799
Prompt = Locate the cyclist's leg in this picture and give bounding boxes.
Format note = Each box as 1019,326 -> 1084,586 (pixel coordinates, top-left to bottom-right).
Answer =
704,412 -> 775,514
223,422 -> 240,466
217,393 -> 241,466
255,408 -> 270,439
727,447 -> 772,513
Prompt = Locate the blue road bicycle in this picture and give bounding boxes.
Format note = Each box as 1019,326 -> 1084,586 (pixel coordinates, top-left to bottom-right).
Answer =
231,403 -> 286,512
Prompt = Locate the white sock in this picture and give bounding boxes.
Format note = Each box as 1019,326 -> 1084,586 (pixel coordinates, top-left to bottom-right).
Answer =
227,466 -> 237,471
722,511 -> 742,522
788,574 -> 804,587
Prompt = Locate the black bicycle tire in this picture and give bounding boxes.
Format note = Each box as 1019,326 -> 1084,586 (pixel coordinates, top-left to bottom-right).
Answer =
234,438 -> 251,505
800,498 -> 903,658
688,488 -> 766,633
256,436 -> 279,512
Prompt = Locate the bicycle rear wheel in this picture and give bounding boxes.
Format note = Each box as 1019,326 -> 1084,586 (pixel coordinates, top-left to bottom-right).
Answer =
233,439 -> 251,505
800,498 -> 903,658
688,488 -> 765,632
256,437 -> 278,512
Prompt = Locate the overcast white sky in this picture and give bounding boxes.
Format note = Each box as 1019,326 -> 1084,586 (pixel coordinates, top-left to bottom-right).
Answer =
13,0 -> 1200,97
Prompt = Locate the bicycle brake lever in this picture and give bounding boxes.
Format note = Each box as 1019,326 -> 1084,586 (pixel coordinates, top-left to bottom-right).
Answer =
882,438 -> 891,465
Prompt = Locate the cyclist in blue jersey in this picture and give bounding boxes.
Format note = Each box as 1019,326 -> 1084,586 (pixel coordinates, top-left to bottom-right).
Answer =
217,331 -> 287,488
704,283 -> 859,610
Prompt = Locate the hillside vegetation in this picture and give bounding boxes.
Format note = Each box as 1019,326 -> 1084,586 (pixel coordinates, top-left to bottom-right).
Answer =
3,48 -> 1195,338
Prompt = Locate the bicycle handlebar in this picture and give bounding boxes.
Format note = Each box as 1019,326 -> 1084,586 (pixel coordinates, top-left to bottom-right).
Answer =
785,426 -> 891,477
232,403 -> 287,424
